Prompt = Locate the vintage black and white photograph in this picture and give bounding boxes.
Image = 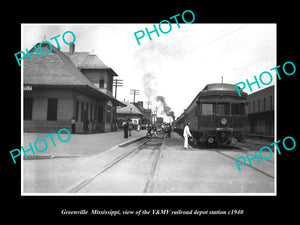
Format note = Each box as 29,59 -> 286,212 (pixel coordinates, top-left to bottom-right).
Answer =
21,23 -> 276,195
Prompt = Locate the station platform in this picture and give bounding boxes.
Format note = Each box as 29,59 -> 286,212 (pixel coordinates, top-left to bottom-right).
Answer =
162,131 -> 192,150
22,129 -> 147,158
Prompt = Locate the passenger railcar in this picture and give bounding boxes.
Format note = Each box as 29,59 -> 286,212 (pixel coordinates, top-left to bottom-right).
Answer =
174,83 -> 248,146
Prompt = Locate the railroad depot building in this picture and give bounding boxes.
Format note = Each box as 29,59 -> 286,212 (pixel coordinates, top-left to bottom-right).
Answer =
23,43 -> 125,133
245,85 -> 274,136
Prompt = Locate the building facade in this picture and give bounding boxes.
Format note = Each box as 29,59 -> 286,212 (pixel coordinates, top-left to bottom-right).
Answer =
116,101 -> 144,128
133,101 -> 151,124
24,43 -> 125,133
245,85 -> 274,136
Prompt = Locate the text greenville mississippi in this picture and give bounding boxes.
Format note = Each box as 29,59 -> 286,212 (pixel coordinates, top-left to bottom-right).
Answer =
61,209 -> 121,216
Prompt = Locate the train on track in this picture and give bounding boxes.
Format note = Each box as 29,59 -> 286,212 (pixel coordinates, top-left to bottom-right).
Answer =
174,83 -> 248,147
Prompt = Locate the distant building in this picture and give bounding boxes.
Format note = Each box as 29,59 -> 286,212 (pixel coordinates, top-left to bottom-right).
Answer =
24,43 -> 125,133
246,85 -> 274,136
116,101 -> 144,128
156,117 -> 164,124
133,101 -> 151,124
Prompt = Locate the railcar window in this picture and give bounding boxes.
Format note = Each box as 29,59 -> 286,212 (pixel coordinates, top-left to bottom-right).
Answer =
231,103 -> 245,115
216,103 -> 230,115
201,103 -> 214,115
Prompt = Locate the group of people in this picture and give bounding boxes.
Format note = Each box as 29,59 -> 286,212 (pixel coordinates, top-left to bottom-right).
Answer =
146,124 -> 156,137
163,123 -> 172,138
122,119 -> 193,149
146,124 -> 172,138
122,118 -> 134,138
72,115 -> 194,149
145,123 -> 172,138
121,121 -> 173,139
71,116 -> 96,134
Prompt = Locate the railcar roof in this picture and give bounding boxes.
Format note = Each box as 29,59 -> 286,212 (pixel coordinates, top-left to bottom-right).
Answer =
199,83 -> 247,98
203,83 -> 239,92
183,83 -> 247,113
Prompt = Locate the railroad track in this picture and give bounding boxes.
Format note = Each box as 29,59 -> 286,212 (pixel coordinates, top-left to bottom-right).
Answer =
214,146 -> 275,180
66,135 -> 165,193
142,136 -> 165,193
188,140 -> 275,180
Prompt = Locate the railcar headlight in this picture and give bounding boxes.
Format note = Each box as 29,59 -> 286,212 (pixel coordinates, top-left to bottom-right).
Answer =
221,118 -> 227,125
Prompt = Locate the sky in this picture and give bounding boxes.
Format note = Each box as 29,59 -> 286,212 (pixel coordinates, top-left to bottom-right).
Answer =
22,23 -> 276,121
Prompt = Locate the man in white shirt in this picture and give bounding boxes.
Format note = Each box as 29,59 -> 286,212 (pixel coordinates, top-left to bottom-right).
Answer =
183,122 -> 193,149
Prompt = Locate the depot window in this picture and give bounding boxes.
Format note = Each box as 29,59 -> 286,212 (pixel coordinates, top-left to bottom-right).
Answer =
47,98 -> 57,121
75,100 -> 79,122
201,103 -> 214,115
99,79 -> 106,88
81,102 -> 84,122
106,108 -> 111,123
98,106 -> 104,123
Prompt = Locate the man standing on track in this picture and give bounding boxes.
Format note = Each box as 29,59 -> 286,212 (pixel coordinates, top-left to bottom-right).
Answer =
146,124 -> 152,137
183,122 -> 193,149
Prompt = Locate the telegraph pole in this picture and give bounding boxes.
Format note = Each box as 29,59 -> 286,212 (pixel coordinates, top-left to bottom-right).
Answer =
153,106 -> 158,124
113,79 -> 123,99
113,79 -> 123,131
130,89 -> 140,103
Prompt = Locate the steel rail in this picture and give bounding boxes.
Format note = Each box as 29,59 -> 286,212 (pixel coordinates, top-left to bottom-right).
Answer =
214,150 -> 274,179
143,135 -> 166,193
66,137 -> 152,193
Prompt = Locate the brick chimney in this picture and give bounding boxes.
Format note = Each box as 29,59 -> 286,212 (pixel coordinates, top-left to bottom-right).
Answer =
69,43 -> 75,54
137,101 -> 144,108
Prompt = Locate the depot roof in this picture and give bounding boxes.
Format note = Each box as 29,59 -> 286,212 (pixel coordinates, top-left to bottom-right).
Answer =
117,102 -> 144,115
24,43 -> 125,106
64,52 -> 118,76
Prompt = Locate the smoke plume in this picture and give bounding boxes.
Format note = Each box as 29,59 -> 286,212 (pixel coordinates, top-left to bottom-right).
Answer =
142,72 -> 157,99
156,96 -> 175,121
135,41 -> 182,101
135,41 -> 181,121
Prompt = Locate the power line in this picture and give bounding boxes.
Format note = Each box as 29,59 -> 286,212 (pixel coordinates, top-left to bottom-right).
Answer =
130,89 -> 140,103
113,79 -> 123,99
178,25 -> 249,56
135,25 -> 249,69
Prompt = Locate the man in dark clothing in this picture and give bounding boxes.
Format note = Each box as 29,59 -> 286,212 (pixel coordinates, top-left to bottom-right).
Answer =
128,120 -> 133,137
146,124 -> 152,137
166,124 -> 171,138
122,119 -> 129,138
71,117 -> 76,134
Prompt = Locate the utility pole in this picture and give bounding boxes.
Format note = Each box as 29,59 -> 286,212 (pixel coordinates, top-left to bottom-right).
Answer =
112,79 -> 123,131
113,79 -> 123,99
153,106 -> 158,124
130,89 -> 140,103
